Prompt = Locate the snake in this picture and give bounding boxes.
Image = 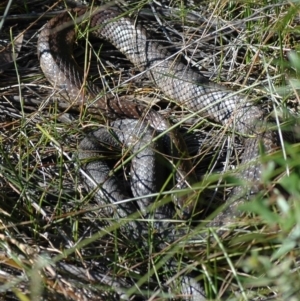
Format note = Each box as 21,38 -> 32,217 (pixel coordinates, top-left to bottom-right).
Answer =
37,4 -> 277,300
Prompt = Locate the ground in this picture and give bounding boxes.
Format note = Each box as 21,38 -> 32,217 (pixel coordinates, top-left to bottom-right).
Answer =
0,0 -> 300,300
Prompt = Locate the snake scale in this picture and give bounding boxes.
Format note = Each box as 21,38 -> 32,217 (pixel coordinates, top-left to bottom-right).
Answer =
37,4 -> 277,300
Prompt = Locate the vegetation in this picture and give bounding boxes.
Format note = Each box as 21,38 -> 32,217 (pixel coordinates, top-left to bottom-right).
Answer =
0,0 -> 300,300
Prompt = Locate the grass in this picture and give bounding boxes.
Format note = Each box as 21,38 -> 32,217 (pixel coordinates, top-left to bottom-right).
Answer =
0,0 -> 300,300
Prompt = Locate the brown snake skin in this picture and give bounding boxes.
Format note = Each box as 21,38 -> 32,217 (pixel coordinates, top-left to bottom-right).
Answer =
37,6 -> 276,221
37,5 -> 278,299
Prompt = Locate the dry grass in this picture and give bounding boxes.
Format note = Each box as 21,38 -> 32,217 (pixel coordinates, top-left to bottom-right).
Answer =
0,0 -> 300,300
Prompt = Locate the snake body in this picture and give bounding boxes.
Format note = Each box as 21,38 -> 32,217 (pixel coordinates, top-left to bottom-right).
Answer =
37,6 -> 275,187
37,5 -> 277,299
78,119 -> 175,219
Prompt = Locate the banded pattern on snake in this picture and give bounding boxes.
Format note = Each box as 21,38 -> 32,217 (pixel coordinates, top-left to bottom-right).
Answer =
37,4 -> 277,300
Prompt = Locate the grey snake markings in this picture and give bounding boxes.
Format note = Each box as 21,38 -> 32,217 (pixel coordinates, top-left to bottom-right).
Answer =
37,5 -> 277,300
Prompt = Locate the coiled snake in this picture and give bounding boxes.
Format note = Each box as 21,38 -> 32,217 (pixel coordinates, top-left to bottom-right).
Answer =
37,4 -> 277,300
